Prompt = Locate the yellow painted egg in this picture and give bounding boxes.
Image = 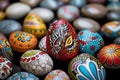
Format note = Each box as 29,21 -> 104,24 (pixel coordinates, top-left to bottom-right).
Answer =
9,31 -> 38,53
23,13 -> 47,38
0,11 -> 5,21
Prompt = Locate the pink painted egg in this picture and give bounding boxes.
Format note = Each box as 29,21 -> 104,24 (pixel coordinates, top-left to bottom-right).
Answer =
45,69 -> 70,80
46,20 -> 79,61
20,50 -> 53,76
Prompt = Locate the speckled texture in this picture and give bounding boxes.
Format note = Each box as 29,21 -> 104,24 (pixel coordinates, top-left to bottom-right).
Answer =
0,56 -> 13,80
20,50 -> 53,76
77,29 -> 104,55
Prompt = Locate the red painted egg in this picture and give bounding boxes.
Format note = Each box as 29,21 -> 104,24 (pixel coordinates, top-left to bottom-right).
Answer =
98,44 -> 120,69
46,20 -> 79,61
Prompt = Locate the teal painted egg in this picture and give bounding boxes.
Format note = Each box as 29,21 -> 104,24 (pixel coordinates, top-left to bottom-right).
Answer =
77,29 -> 104,55
70,0 -> 86,8
7,72 -> 39,80
68,53 -> 106,80
0,20 -> 22,36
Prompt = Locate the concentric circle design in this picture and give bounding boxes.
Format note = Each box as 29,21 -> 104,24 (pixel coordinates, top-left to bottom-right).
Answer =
98,44 -> 120,69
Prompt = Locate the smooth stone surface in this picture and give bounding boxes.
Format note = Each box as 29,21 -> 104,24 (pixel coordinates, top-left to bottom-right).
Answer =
0,20 -> 22,36
70,0 -> 86,8
6,2 -> 31,19
20,0 -> 41,7
0,0 -> 9,11
40,0 -> 58,10
0,11 -> 6,21
81,3 -> 107,19
29,8 -> 54,23
114,37 -> 120,45
73,18 -> 100,32
87,0 -> 106,3
57,5 -> 79,22
107,11 -> 120,21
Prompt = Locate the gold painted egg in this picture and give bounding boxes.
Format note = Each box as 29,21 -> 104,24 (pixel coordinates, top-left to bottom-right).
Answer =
23,13 -> 47,38
0,11 -> 5,21
9,31 -> 38,53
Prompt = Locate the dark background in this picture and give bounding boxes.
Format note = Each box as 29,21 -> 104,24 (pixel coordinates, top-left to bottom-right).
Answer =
3,0 -> 120,80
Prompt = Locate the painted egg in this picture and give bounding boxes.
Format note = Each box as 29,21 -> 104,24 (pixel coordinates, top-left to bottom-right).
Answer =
68,53 -> 106,80
40,0 -> 58,10
73,18 -> 100,32
20,50 -> 53,76
77,29 -> 104,55
87,0 -> 106,4
101,21 -> 120,38
20,0 -> 41,7
29,8 -> 54,23
0,11 -> 6,21
70,0 -> 86,8
0,33 -> 13,61
107,11 -> 120,21
81,3 -> 107,19
46,20 -> 79,61
0,20 -> 22,37
38,36 -> 47,52
0,0 -> 9,11
114,37 -> 120,45
107,0 -> 120,11
0,56 -> 13,80
57,5 -> 79,22
97,44 -> 120,69
45,69 -> 70,80
6,2 -> 31,19
9,31 -> 38,53
23,13 -> 47,38
7,72 -> 39,80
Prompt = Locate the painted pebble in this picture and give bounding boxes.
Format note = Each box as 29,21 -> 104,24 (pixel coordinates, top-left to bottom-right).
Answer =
9,31 -> 38,53
98,44 -> 120,69
7,72 -> 39,80
46,20 -> 79,61
68,53 -> 106,80
77,29 -> 104,55
0,56 -> 13,80
45,69 -> 70,80
20,50 -> 53,76
23,13 -> 47,38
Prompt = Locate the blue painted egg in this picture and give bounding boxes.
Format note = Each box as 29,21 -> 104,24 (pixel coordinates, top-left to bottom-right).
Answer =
101,21 -> 120,38
7,72 -> 39,80
70,0 -> 86,8
40,0 -> 58,10
68,53 -> 106,80
77,29 -> 104,55
0,20 -> 22,36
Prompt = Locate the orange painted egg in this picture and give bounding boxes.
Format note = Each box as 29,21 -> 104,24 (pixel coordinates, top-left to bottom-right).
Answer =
23,13 -> 47,38
9,31 -> 38,53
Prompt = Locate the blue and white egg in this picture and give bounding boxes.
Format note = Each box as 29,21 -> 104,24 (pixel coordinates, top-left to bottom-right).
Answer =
68,53 -> 106,80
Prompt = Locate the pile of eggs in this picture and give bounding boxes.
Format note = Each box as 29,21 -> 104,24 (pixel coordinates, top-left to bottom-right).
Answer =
0,0 -> 120,80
